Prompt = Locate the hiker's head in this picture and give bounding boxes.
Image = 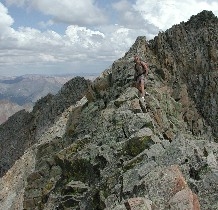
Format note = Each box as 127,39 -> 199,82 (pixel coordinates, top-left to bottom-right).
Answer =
134,55 -> 140,63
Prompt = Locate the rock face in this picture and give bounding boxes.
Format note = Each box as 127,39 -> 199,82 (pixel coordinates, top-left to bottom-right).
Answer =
149,10 -> 218,138
0,10 -> 218,210
0,77 -> 91,177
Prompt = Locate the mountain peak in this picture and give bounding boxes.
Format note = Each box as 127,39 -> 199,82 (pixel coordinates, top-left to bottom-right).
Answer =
186,10 -> 218,28
190,10 -> 217,21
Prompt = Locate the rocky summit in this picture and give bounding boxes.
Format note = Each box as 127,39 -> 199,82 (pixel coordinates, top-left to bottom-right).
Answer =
0,10 -> 218,210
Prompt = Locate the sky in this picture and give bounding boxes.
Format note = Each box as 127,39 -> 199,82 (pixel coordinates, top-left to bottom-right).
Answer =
0,0 -> 218,77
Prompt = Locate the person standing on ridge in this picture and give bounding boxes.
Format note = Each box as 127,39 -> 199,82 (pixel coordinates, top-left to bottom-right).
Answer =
133,55 -> 149,101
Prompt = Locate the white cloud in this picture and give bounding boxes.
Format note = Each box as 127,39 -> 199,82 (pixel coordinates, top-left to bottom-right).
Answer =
0,1 -> 144,73
134,0 -> 218,30
5,0 -> 107,26
0,3 -> 14,35
65,25 -> 105,48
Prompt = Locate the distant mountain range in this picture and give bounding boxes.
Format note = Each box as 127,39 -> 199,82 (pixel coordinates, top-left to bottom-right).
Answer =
0,74 -> 96,124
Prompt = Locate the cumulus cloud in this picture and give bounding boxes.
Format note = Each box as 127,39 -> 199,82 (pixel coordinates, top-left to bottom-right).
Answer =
5,0 -> 107,26
65,25 -> 105,47
0,3 -> 14,35
134,0 -> 218,30
0,1 -> 147,73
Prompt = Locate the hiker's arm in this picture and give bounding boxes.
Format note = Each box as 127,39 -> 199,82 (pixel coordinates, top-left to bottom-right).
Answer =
141,62 -> 149,77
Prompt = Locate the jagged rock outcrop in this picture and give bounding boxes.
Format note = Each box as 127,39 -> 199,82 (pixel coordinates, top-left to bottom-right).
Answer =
149,10 -> 218,139
0,77 -> 91,177
0,10 -> 218,210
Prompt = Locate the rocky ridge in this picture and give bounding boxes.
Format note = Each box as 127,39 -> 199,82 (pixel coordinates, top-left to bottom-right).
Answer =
0,77 -> 91,177
0,10 -> 218,210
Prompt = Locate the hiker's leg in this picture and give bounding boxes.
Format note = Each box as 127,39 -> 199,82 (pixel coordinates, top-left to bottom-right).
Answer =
136,78 -> 141,97
137,84 -> 142,97
144,78 -> 149,96
140,79 -> 145,97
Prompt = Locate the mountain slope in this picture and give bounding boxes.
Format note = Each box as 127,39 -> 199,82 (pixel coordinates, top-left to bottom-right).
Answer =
0,10 -> 218,210
0,100 -> 31,124
0,77 -> 91,177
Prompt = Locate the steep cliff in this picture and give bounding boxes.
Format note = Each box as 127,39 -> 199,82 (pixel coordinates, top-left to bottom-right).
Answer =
0,10 -> 218,210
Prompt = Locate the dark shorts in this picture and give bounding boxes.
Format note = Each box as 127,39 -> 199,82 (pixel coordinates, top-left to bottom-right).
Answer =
136,75 -> 145,84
